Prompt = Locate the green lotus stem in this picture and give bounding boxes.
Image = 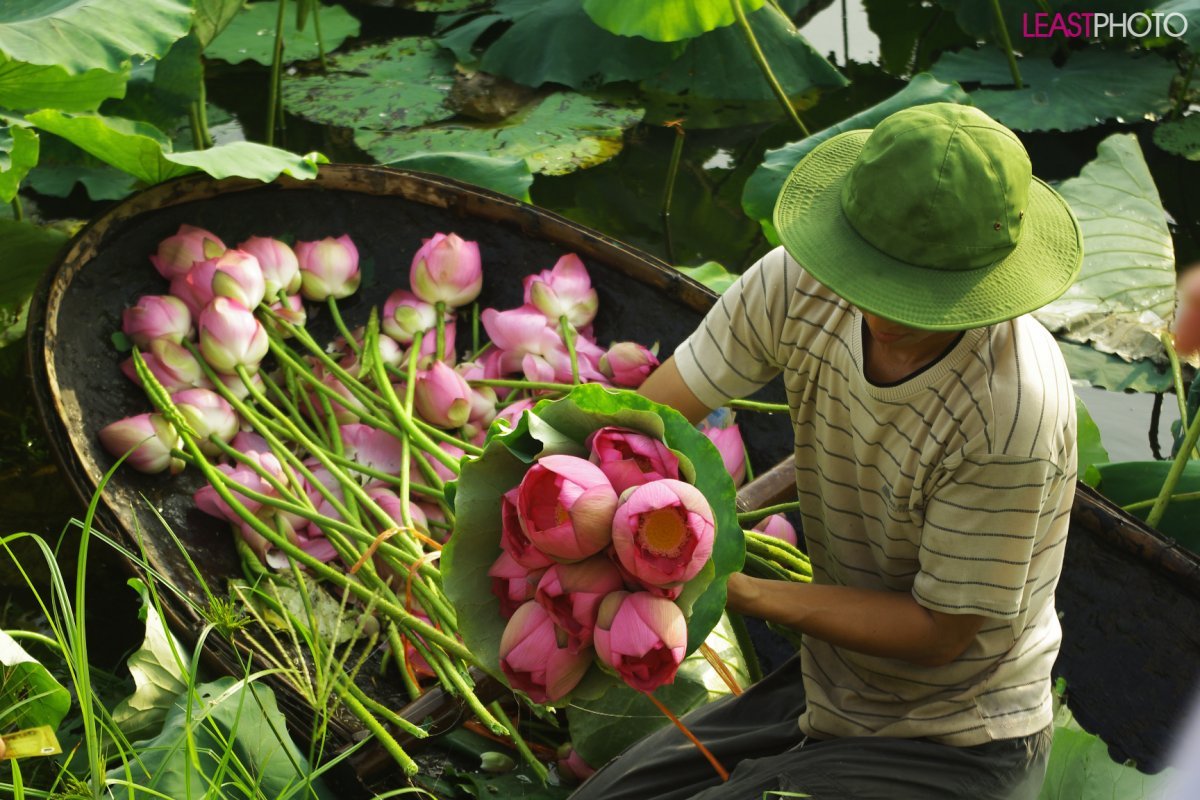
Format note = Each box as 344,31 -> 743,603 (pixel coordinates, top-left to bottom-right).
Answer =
1161,331 -> 1189,431
490,702 -> 548,783
344,671 -> 426,740
414,416 -> 483,455
727,398 -> 789,414
988,0 -> 1022,89
327,297 -> 360,357
744,534 -> 812,578
262,363 -> 325,444
725,612 -> 762,684
1147,402 -> 1200,528
369,319 -> 422,539
737,501 -> 801,524
742,551 -> 798,582
1173,53 -> 1198,120
189,102 -> 206,150
746,529 -> 810,565
469,378 -> 574,393
559,315 -> 582,384
472,302 -> 481,354
387,625 -> 423,702
421,644 -> 506,735
197,71 -> 213,147
265,0 -> 287,145
311,0 -> 328,70
337,679 -> 420,775
10,195 -> 22,222
287,366 -> 332,449
731,0 -> 810,136
436,301 -> 447,362
1124,491 -> 1200,513
659,127 -> 684,265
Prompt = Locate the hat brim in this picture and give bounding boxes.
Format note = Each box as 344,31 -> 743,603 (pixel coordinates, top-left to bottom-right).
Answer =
772,130 -> 1083,331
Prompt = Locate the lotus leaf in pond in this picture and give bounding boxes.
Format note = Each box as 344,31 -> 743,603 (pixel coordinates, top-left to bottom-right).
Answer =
582,0 -> 766,42
0,61 -> 129,113
1154,114 -> 1200,161
0,116 -> 38,203
385,152 -> 533,201
282,38 -> 457,131
205,1 -> 361,66
1056,341 -> 1173,394
356,93 -> 644,176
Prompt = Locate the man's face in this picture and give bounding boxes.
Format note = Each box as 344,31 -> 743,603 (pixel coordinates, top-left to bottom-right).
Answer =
860,311 -> 955,350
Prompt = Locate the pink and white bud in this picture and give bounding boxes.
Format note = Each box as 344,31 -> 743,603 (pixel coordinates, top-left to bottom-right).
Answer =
238,236 -> 301,297
296,235 -> 360,300
150,224 -> 225,280
414,361 -> 472,429
702,423 -> 747,487
171,388 -> 238,454
265,293 -> 307,334
198,297 -> 269,375
599,341 -> 659,388
410,232 -> 483,308
122,295 -> 192,348
523,254 -> 599,328
209,249 -> 266,310
98,413 -> 183,474
753,513 -> 798,548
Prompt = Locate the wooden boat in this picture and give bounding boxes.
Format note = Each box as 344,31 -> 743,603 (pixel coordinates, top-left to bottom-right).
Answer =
27,166 -> 1199,791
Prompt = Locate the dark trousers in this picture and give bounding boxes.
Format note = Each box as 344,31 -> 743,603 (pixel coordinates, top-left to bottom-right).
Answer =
569,655 -> 1051,800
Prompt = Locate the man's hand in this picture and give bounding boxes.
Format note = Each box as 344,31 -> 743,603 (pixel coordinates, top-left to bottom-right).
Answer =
726,572 -> 985,668
637,356 -> 712,424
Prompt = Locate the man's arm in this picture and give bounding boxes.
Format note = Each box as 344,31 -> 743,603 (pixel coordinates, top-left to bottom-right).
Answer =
637,355 -> 713,424
726,572 -> 985,667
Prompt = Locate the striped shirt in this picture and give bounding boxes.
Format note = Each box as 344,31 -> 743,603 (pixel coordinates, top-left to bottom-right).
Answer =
675,247 -> 1075,746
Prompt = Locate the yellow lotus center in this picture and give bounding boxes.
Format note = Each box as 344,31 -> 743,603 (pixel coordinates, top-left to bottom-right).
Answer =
638,508 -> 686,558
555,503 -> 570,526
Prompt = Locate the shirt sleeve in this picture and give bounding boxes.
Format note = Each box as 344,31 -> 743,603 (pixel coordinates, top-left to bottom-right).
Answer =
913,452 -> 1068,620
673,247 -> 793,410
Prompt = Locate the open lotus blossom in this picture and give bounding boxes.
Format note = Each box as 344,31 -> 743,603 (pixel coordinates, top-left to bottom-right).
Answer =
500,487 -> 554,570
410,232 -> 483,308
523,254 -> 599,328
489,550 -> 548,619
194,450 -> 286,522
98,413 -> 184,474
238,236 -> 301,298
414,361 -> 472,429
122,339 -> 205,392
340,423 -> 404,476
199,297 -> 270,374
611,478 -> 715,588
499,601 -> 593,704
1174,266 -> 1200,355
587,426 -> 682,494
701,421 -> 747,486
599,341 -> 659,388
534,555 -> 625,652
296,235 -> 360,300
592,591 -> 687,692
517,455 -> 618,563
122,295 -> 192,347
612,557 -> 684,600
171,388 -> 239,454
150,224 -> 225,280
480,306 -> 570,383
753,513 -> 799,548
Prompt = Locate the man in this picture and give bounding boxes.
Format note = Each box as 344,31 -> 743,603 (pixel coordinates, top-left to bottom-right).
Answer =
571,103 -> 1082,799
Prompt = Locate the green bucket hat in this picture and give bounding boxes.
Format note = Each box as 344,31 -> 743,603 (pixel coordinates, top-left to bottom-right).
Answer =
772,103 -> 1083,331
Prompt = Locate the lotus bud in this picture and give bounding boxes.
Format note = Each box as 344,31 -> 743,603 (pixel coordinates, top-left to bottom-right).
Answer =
151,224 -> 225,280
489,551 -> 548,619
414,361 -> 472,429
98,413 -> 183,474
702,422 -> 747,486
498,601 -> 593,704
535,555 -> 625,652
122,295 -> 192,348
523,254 -> 599,328
265,294 -> 307,334
500,487 -> 554,570
171,388 -> 238,454
383,289 -> 438,343
587,426 -> 681,494
593,591 -> 687,692
753,513 -> 798,548
517,454 -> 618,562
231,430 -> 271,456
456,360 -> 498,441
169,259 -> 217,317
340,423 -> 403,475
555,744 -> 596,785
198,297 -> 269,375
122,339 -> 205,392
410,232 -> 483,308
480,752 -> 515,774
599,341 -> 660,388
296,235 -> 360,300
238,236 -> 301,297
209,249 -> 266,310
611,479 -> 715,588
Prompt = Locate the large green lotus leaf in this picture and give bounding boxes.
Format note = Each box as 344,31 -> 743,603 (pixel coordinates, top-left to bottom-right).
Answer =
1153,113 -> 1200,161
741,72 -> 970,238
152,32 -> 203,109
0,116 -> 37,203
1155,0 -> 1200,51
866,0 -> 975,77
675,262 -> 738,294
0,0 -> 191,75
205,1 -> 361,66
929,48 -> 1176,132
479,0 -> 684,90
0,59 -> 128,112
0,629 -> 71,729
111,578 -> 188,742
443,384 -> 744,698
194,0 -> 246,49
1040,704 -> 1174,799
282,38 -> 457,131
387,152 -> 533,201
26,111 -> 324,185
105,677 -> 335,800
356,93 -> 644,176
0,219 -> 68,346
1074,396 -> 1110,480
582,0 -> 765,42
1033,134 -> 1175,364
1057,341 -> 1173,394
1088,460 -> 1200,552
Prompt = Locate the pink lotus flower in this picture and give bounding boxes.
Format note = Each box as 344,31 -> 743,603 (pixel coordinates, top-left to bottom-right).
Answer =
209,249 -> 266,310
499,601 -> 593,704
301,458 -> 347,529
340,424 -> 403,475
481,306 -> 564,378
1175,267 -> 1200,355
753,513 -> 798,548
587,426 -> 681,494
195,450 -> 285,522
489,551 -> 548,619
171,388 -> 238,455
702,423 -> 746,486
122,295 -> 192,348
500,487 -> 555,570
151,224 -> 225,280
265,294 -> 307,333
535,555 -> 625,652
494,398 -> 536,431
382,289 -> 442,343
296,235 -> 360,300
410,232 -> 483,308
98,413 -> 183,474
198,297 -> 269,375
414,361 -> 472,429
555,744 -> 595,785
600,341 -> 659,388
122,339 -> 205,392
523,254 -> 598,328
593,591 -> 687,692
238,236 -> 301,298
611,479 -> 714,588
455,361 -> 498,441
517,455 -> 618,563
